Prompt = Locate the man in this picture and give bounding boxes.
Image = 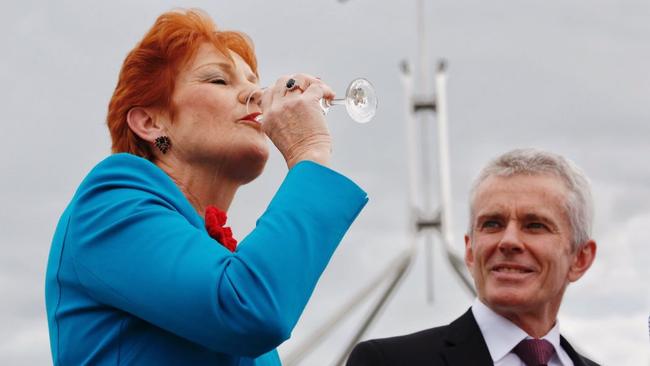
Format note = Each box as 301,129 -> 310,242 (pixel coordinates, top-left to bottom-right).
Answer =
347,148 -> 599,366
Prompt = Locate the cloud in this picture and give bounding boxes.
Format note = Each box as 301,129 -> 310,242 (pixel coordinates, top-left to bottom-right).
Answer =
0,319 -> 51,365
561,211 -> 650,364
563,314 -> 649,365
2,1 -> 649,365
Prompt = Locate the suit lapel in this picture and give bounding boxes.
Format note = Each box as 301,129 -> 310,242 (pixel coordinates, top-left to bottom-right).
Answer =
560,336 -> 592,366
437,309 -> 595,366
440,309 -> 494,366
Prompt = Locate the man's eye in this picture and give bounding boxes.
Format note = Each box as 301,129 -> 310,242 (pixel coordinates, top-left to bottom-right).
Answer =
526,222 -> 547,230
210,79 -> 227,85
481,221 -> 501,229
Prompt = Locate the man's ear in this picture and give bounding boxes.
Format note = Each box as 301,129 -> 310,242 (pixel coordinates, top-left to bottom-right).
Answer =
568,240 -> 597,282
464,234 -> 475,272
126,107 -> 165,143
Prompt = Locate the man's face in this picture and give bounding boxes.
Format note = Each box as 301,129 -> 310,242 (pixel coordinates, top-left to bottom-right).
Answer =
465,174 -> 590,317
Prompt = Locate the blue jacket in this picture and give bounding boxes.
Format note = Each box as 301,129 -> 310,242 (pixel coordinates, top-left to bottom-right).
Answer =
45,154 -> 367,365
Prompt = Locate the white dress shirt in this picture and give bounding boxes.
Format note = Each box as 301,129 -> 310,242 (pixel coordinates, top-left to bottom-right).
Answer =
471,298 -> 574,366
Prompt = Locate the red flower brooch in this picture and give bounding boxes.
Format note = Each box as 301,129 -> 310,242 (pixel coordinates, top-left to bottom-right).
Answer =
205,205 -> 238,252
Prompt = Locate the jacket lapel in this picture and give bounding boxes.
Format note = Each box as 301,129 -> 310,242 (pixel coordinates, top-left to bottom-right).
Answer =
440,309 -> 494,366
560,336 -> 593,366
438,309 -> 596,366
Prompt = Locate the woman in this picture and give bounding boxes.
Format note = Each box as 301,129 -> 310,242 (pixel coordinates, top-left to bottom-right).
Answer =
45,9 -> 367,366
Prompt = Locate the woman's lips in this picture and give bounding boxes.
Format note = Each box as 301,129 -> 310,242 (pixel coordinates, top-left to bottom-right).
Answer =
240,112 -> 262,122
238,112 -> 263,129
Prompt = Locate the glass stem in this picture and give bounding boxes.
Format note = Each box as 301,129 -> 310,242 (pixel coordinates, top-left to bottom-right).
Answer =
320,98 -> 345,114
327,98 -> 346,106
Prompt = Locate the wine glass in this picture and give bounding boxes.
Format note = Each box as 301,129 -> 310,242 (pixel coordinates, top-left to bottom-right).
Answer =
247,78 -> 378,124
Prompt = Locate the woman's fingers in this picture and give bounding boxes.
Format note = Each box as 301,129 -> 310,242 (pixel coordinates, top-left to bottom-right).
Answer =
277,74 -> 334,98
302,80 -> 335,103
263,73 -> 336,117
261,73 -> 334,168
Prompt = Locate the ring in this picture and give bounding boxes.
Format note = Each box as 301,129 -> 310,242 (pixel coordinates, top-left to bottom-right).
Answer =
286,78 -> 297,90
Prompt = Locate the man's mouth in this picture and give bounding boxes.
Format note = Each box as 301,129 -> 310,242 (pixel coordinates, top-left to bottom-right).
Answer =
491,264 -> 534,274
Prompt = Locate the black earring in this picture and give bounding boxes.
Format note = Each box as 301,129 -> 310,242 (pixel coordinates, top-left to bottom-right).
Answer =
154,136 -> 171,154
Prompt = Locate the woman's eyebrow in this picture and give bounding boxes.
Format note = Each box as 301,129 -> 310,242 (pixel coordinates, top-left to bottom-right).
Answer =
193,61 -> 234,74
194,62 -> 257,84
246,72 -> 259,84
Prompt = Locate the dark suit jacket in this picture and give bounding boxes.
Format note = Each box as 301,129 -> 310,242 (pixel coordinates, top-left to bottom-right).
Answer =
346,309 -> 599,366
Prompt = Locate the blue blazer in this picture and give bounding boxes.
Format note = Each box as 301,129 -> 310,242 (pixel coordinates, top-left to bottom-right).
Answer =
45,153 -> 367,365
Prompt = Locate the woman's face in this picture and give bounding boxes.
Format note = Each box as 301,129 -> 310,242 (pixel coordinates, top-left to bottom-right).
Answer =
165,43 -> 268,182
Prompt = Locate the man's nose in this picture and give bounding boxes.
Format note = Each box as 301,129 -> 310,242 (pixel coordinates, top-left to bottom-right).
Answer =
497,221 -> 524,254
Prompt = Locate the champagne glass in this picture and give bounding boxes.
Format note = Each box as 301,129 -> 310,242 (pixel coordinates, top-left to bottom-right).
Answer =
247,78 -> 378,124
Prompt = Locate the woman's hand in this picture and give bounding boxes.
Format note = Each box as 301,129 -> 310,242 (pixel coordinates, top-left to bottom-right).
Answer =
260,74 -> 336,169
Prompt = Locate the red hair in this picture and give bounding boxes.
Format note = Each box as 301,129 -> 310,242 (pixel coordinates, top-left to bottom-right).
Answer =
107,8 -> 258,159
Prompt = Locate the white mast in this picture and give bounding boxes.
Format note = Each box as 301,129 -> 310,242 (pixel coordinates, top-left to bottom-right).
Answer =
282,1 -> 475,364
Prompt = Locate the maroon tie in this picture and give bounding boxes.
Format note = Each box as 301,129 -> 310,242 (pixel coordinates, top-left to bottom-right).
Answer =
513,339 -> 555,366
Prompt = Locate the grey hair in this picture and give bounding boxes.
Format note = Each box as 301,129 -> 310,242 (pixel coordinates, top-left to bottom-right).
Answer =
468,148 -> 594,250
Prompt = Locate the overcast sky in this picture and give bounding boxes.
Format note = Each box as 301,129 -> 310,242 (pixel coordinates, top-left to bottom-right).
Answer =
1,1 -> 649,365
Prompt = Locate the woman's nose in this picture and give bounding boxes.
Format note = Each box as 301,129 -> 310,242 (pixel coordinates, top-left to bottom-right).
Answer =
240,87 -> 263,107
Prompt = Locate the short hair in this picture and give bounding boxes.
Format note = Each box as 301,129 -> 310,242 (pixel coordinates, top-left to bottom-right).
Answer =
468,148 -> 594,250
107,8 -> 258,159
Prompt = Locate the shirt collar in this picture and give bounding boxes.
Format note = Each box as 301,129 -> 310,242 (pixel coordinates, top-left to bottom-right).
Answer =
543,321 -> 574,366
472,298 -> 528,363
471,298 -> 569,364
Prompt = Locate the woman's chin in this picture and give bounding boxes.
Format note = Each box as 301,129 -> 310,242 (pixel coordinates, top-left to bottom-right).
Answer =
229,145 -> 269,183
